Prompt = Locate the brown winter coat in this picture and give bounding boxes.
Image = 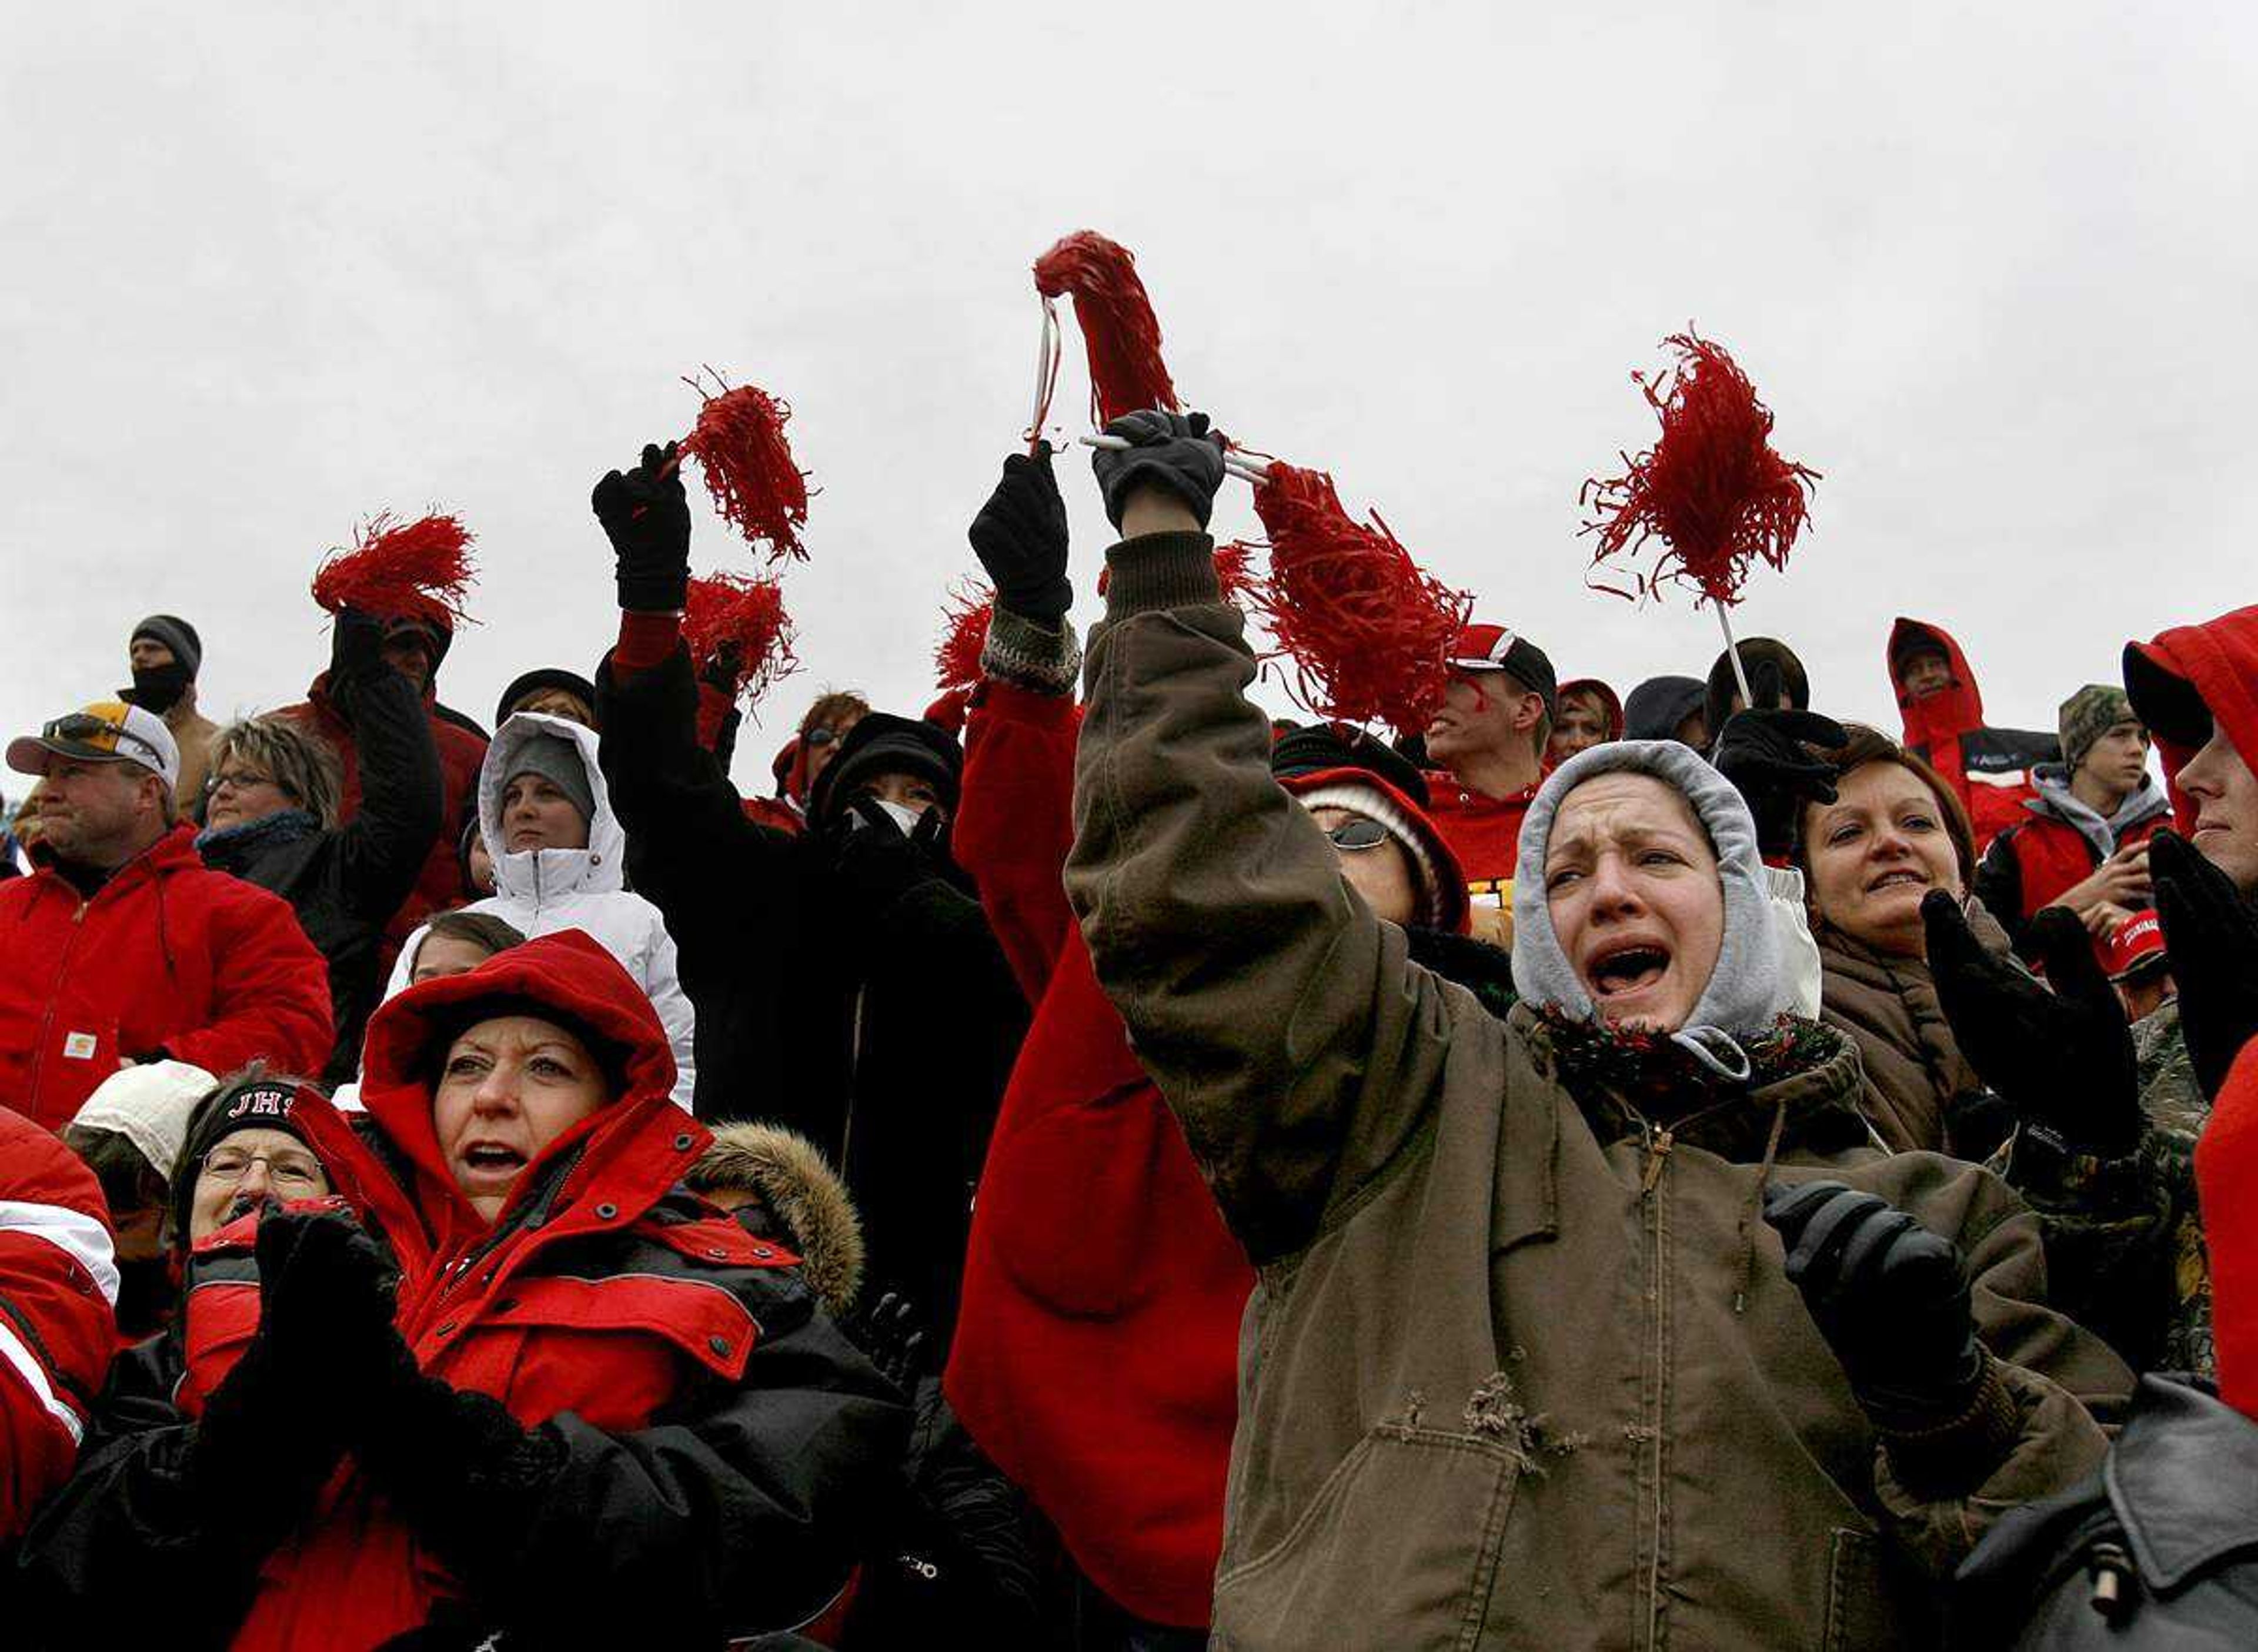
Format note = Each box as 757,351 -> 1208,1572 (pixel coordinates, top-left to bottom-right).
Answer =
1814,909 -> 2009,1155
1065,531 -> 2133,1652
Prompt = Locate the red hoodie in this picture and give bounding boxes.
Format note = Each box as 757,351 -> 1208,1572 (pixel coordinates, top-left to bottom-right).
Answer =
946,683 -> 1250,1630
1889,617 -> 2061,850
2123,603 -> 2258,836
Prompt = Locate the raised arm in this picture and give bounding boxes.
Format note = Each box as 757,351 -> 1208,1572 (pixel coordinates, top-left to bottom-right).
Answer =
325,608 -> 446,924
1063,413 -> 1457,1265
956,443 -> 1084,1000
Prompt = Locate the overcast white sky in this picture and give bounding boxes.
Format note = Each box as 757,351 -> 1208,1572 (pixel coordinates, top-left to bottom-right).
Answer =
5,4 -> 2253,797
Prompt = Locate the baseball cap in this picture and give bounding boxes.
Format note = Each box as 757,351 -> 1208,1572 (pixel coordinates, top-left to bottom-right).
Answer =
1447,623 -> 1558,717
2104,910 -> 2169,984
7,700 -> 181,792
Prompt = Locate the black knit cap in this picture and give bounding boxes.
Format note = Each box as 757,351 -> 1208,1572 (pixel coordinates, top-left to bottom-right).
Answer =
1624,675 -> 1708,743
131,615 -> 203,678
1271,723 -> 1432,809
808,712 -> 964,828
171,1073 -> 318,1246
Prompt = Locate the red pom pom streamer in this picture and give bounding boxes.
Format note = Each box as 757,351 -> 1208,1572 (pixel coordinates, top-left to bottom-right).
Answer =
677,371 -> 811,564
310,512 -> 476,628
1242,464 -> 1472,736
934,580 -> 994,697
1579,332 -> 1819,610
1032,232 -> 1179,433
682,572 -> 799,708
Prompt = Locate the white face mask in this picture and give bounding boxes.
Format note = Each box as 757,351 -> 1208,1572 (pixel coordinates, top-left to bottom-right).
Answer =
871,799 -> 927,837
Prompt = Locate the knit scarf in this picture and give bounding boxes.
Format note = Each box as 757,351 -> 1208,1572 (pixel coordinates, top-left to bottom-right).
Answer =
195,809 -> 319,858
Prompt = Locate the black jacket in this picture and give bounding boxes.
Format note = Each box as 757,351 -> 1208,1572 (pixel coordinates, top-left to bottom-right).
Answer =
595,646 -> 1028,1357
1955,1375 -> 2258,1648
199,633 -> 443,1082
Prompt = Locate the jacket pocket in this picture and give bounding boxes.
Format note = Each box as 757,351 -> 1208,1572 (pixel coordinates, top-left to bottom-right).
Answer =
1213,1427 -> 1522,1651
1823,1526 -> 1902,1652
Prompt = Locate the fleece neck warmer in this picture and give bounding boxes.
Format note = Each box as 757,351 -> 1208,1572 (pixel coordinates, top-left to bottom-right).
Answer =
1511,739 -> 1782,1080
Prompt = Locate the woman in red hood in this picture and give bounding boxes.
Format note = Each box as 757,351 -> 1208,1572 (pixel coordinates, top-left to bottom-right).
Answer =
19,929 -> 905,1651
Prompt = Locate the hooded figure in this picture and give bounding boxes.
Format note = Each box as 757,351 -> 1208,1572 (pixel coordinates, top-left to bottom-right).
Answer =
1624,674 -> 1710,745
1064,501 -> 2132,1650
382,711 -> 695,1110
1548,676 -> 1625,767
1889,618 -> 2060,850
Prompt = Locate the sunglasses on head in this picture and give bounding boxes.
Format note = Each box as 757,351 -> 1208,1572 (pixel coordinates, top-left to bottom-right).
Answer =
44,713 -> 164,770
1323,817 -> 1392,852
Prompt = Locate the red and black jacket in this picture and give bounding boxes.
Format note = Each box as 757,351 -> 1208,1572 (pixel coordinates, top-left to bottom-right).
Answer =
1890,617 -> 2061,850
17,932 -> 906,1651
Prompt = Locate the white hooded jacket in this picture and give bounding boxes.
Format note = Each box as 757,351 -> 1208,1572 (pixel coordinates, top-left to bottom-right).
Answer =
382,712 -> 696,1111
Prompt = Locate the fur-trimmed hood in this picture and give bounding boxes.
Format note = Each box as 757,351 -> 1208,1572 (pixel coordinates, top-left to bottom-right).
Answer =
689,1122 -> 865,1318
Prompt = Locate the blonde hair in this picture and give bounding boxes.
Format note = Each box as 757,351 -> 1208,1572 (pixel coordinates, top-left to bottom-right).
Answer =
209,717 -> 344,830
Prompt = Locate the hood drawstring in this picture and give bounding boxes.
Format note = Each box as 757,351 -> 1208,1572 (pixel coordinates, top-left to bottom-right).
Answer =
1671,1025 -> 1753,1084
1732,1092 -> 1790,1315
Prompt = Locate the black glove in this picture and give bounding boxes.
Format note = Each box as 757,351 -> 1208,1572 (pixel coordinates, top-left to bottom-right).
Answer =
1709,663 -> 1850,860
591,440 -> 692,613
968,443 -> 1071,624
1763,1179 -> 1986,1431
827,795 -> 948,917
1090,410 -> 1228,531
329,606 -> 387,682
1923,893 -> 2143,1158
349,1338 -> 569,1581
253,1202 -> 402,1399
2152,828 -> 2258,1101
847,1291 -> 928,1391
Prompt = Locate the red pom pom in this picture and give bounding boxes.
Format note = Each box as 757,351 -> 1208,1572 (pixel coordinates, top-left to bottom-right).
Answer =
679,378 -> 811,563
310,512 -> 476,627
682,573 -> 799,707
1243,464 -> 1471,735
934,580 -> 994,695
1033,231 -> 1179,426
1580,332 -> 1820,608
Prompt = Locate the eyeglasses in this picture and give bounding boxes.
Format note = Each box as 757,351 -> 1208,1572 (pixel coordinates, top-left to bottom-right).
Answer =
44,713 -> 167,772
802,726 -> 840,750
1324,818 -> 1392,852
205,768 -> 278,797
198,1145 -> 325,1191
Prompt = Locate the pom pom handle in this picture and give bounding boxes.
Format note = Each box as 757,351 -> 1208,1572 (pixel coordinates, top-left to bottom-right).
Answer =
1078,431 -> 1270,484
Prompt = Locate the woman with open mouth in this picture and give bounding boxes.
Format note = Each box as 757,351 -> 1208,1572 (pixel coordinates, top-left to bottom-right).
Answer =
1063,421 -> 2134,1650
1796,724 -> 2006,1158
20,928 -> 905,1650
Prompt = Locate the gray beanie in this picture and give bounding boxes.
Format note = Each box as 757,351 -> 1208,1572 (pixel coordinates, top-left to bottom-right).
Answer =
503,732 -> 595,827
1511,740 -> 1782,1079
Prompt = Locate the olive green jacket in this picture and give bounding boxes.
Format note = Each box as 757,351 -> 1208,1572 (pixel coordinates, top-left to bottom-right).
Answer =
1065,532 -> 2133,1651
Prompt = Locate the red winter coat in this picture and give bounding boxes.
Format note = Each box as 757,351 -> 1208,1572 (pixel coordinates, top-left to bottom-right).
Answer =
278,672 -> 487,956
2200,1036 -> 2258,1419
0,1111 -> 117,1540
1973,769 -> 2169,958
22,931 -> 903,1650
946,683 -> 1250,1630
1889,617 -> 2062,851
0,826 -> 333,1130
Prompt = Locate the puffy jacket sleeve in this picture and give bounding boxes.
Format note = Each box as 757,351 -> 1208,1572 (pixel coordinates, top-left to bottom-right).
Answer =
443,1282 -> 910,1646
957,663 -> 1082,1004
0,1118 -> 116,1543
1063,530 -> 1458,1265
328,644 -> 447,927
159,883 -> 333,1079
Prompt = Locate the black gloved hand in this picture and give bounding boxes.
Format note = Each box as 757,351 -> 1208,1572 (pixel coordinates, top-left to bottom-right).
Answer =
591,440 -> 692,613
2152,828 -> 2258,1101
1090,409 -> 1228,531
254,1202 -> 402,1403
1924,893 -> 2143,1158
827,795 -> 947,915
1709,662 -> 1850,860
329,606 -> 387,681
968,443 -> 1071,625
847,1291 -> 928,1391
349,1337 -> 569,1581
1763,1179 -> 1986,1430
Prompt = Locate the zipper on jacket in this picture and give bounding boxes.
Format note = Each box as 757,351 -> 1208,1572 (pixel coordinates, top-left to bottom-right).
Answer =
1639,1125 -> 1675,1195
30,899 -> 93,1107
